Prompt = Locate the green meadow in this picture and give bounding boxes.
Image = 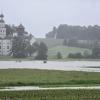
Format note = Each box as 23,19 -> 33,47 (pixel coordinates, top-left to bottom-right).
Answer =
0,69 -> 100,87
0,90 -> 100,100
48,46 -> 91,59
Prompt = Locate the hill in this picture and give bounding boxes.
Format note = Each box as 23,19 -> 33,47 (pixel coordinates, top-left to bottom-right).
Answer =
48,46 -> 91,59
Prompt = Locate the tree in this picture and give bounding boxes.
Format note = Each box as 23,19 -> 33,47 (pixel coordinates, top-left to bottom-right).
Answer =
68,52 -> 83,58
33,42 -> 39,51
35,42 -> 48,60
27,44 -> 35,56
63,39 -> 67,46
12,36 -> 28,58
68,38 -> 78,47
46,24 -> 100,41
92,47 -> 100,58
5,24 -> 13,36
56,52 -> 62,59
27,42 -> 39,57
83,50 -> 90,58
92,40 -> 100,58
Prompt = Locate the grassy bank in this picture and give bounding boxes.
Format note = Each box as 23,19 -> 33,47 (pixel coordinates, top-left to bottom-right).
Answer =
0,69 -> 100,86
0,90 -> 100,100
0,56 -> 34,61
0,56 -> 100,61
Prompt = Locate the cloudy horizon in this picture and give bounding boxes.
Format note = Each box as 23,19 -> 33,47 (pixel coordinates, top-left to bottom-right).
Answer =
0,0 -> 100,38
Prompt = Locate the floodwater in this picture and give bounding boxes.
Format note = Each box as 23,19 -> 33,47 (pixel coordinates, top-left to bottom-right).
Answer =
0,61 -> 100,91
0,61 -> 100,72
1,86 -> 100,91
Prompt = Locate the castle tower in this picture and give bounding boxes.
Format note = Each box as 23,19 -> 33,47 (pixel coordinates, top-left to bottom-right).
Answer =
0,14 -> 6,38
0,14 -> 12,56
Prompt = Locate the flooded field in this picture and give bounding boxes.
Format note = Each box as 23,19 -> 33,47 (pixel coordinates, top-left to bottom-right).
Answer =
0,61 -> 100,72
1,86 -> 100,91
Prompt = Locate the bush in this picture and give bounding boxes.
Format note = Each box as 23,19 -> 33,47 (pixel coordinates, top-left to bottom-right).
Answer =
92,47 -> 100,58
56,52 -> 63,59
35,42 -> 48,60
68,52 -> 83,58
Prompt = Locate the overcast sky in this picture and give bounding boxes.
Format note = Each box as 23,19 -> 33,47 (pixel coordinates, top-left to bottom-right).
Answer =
0,0 -> 100,38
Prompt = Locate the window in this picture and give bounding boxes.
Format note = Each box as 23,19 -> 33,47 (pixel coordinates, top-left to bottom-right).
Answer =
0,46 -> 1,49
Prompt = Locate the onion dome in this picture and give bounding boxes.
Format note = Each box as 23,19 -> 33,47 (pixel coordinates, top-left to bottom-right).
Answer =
0,14 -> 5,23
18,24 -> 24,29
0,14 -> 4,18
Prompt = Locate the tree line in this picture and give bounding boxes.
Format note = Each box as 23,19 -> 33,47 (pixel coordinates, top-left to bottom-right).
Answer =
46,24 -> 100,40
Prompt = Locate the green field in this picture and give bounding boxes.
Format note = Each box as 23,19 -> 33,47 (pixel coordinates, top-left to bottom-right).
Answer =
0,56 -> 34,61
0,69 -> 100,87
0,90 -> 100,100
36,38 -> 92,59
48,46 -> 91,59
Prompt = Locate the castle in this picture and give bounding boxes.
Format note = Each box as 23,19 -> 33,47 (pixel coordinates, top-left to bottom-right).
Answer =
0,14 -> 12,56
0,14 -> 35,56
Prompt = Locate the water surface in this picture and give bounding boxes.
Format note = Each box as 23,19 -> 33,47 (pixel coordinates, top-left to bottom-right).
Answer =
0,61 -> 100,72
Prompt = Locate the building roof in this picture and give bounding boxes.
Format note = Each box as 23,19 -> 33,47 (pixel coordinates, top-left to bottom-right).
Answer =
0,14 -> 5,23
18,24 -> 24,29
0,14 -> 4,18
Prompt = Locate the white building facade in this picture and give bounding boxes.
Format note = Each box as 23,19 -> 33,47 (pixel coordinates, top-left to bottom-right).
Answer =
0,14 -> 12,56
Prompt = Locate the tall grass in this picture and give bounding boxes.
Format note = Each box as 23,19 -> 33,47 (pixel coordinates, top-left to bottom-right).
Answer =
0,90 -> 100,100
